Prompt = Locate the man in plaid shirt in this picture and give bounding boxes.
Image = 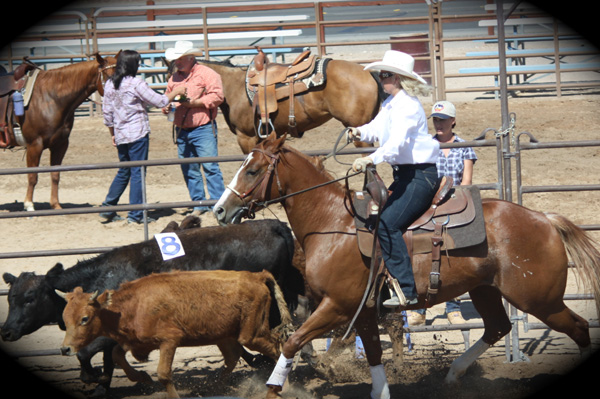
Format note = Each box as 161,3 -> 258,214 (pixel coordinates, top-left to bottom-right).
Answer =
407,100 -> 477,326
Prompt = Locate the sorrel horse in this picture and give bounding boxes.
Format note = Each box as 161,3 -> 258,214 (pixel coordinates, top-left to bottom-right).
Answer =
214,134 -> 600,399
193,58 -> 384,154
7,53 -> 117,211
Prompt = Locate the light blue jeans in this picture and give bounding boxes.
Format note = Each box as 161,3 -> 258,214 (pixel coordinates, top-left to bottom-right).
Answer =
176,122 -> 225,212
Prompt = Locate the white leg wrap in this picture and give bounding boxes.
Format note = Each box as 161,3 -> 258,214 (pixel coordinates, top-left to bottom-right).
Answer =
266,354 -> 293,388
24,201 -> 34,212
445,339 -> 491,384
369,364 -> 390,399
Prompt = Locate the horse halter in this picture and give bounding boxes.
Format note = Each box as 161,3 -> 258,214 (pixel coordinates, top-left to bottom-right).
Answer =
96,63 -> 116,95
226,148 -> 284,218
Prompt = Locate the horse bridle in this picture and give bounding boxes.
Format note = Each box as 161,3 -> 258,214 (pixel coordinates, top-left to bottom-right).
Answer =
96,63 -> 117,95
226,148 -> 284,219
227,144 -> 362,221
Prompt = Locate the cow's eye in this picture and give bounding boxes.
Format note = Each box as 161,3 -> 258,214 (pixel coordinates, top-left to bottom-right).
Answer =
81,316 -> 89,326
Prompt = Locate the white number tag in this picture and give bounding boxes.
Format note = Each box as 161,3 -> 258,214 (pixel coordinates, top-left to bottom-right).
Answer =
154,232 -> 185,260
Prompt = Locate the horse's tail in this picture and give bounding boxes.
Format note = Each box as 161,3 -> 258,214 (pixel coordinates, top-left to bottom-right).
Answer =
546,213 -> 600,320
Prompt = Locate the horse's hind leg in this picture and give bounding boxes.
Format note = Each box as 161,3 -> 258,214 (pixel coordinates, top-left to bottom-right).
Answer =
445,285 -> 511,384
533,304 -> 591,354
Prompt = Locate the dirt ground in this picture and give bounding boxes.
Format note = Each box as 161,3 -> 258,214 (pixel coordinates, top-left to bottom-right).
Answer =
0,78 -> 600,398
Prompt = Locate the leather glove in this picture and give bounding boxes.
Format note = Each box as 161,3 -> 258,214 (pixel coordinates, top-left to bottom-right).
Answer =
345,127 -> 361,143
352,156 -> 373,172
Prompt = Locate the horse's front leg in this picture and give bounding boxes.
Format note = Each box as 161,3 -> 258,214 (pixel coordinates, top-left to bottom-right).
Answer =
355,309 -> 390,399
266,297 -> 348,399
49,139 -> 69,209
24,140 -> 44,211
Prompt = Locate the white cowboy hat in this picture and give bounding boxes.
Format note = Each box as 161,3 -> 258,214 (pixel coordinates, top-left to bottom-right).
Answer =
364,50 -> 427,85
165,40 -> 202,61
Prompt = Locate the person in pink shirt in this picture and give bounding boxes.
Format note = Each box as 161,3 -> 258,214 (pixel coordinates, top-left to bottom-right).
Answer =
100,50 -> 185,224
164,41 -> 226,216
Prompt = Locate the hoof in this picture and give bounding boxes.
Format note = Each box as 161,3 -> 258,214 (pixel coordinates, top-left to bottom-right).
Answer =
266,384 -> 283,399
90,384 -> 108,398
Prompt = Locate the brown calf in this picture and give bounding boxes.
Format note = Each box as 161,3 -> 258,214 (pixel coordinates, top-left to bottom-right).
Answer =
58,270 -> 292,398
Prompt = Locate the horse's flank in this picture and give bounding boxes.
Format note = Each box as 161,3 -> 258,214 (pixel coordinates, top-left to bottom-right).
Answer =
195,57 -> 382,154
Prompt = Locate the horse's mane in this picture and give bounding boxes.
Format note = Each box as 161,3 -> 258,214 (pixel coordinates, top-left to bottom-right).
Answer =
38,59 -> 98,93
279,144 -> 351,195
197,58 -> 248,70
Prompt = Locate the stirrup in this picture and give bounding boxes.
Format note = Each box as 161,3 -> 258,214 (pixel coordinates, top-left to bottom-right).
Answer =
383,278 -> 407,308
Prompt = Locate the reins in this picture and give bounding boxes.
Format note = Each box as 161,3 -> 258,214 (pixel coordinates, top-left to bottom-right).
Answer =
227,145 -> 362,219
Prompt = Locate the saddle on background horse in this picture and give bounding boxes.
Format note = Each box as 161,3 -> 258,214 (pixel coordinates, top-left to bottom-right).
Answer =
0,57 -> 40,148
352,166 -> 486,307
246,46 -> 328,138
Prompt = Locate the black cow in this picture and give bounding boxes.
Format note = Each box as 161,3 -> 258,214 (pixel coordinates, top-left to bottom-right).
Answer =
2,218 -> 304,396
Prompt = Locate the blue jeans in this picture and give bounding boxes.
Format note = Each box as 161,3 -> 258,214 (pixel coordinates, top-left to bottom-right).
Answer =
414,299 -> 461,315
377,164 -> 439,300
102,134 -> 149,222
176,122 -> 225,212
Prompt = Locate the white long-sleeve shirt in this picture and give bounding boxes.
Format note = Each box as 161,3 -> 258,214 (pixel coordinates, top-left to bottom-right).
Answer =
358,89 -> 439,166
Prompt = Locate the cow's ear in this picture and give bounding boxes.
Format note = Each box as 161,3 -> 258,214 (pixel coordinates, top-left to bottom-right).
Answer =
46,263 -> 65,285
3,272 -> 16,285
97,290 -> 113,307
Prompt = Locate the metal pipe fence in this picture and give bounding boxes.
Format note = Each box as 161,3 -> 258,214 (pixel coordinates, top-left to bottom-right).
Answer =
0,128 -> 597,363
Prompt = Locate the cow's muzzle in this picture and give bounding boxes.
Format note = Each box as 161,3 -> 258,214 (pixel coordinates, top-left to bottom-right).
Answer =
60,346 -> 76,356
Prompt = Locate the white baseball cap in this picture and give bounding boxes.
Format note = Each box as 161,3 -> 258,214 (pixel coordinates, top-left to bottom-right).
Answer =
429,101 -> 456,119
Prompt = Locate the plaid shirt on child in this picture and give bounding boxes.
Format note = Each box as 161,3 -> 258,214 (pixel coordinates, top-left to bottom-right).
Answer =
434,135 -> 477,184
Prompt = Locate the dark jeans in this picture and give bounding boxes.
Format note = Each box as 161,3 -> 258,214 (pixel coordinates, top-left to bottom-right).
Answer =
102,134 -> 149,222
377,164 -> 439,300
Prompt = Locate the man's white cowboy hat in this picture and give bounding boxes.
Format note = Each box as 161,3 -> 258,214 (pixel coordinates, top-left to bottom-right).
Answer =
364,50 -> 427,85
165,40 -> 202,61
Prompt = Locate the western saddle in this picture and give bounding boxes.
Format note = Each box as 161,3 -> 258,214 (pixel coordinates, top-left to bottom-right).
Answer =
246,47 -> 323,138
353,167 -> 480,307
0,57 -> 39,148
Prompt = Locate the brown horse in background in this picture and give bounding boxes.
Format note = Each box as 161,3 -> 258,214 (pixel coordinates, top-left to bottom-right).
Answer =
214,134 -> 600,399
7,54 -> 117,211
194,57 -> 384,154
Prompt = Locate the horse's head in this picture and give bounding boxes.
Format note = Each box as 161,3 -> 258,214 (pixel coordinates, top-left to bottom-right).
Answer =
214,133 -> 287,225
95,51 -> 119,96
